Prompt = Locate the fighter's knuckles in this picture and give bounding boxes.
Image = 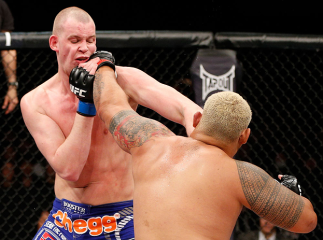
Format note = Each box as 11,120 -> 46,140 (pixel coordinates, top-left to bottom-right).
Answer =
70,67 -> 77,79
70,67 -> 82,82
87,56 -> 100,64
85,74 -> 95,85
279,174 -> 302,195
89,50 -> 116,71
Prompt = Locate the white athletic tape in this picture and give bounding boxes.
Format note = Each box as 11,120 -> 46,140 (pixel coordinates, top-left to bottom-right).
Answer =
5,32 -> 11,46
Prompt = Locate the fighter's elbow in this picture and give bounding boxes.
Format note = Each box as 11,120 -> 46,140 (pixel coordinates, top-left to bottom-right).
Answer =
302,200 -> 318,233
64,174 -> 80,182
304,214 -> 318,233
289,211 -> 317,233
57,169 -> 81,182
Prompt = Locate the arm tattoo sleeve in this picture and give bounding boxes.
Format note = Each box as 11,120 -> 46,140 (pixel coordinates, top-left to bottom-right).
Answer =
236,160 -> 304,229
109,110 -> 175,151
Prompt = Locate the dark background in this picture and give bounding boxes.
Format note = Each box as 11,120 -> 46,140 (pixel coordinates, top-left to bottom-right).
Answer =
6,1 -> 323,35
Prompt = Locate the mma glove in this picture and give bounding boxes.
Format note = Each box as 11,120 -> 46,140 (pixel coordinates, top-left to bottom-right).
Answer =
279,174 -> 302,196
69,51 -> 116,116
89,50 -> 116,72
69,67 -> 96,117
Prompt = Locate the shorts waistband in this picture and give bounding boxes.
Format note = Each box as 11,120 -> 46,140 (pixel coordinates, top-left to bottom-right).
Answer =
53,198 -> 133,215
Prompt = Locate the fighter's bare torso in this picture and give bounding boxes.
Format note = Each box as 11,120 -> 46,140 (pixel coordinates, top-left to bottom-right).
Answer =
27,73 -> 134,205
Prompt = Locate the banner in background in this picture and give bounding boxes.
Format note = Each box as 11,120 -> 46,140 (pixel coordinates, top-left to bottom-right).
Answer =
190,49 -> 242,108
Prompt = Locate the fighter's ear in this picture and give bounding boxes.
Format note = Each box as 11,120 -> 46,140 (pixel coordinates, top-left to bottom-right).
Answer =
193,111 -> 203,128
239,128 -> 251,145
49,35 -> 59,52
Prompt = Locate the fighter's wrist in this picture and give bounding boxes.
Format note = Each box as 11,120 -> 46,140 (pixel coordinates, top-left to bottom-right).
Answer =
77,101 -> 96,117
97,59 -> 115,72
7,81 -> 18,89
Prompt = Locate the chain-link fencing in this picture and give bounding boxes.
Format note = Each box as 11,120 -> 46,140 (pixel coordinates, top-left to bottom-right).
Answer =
0,31 -> 322,239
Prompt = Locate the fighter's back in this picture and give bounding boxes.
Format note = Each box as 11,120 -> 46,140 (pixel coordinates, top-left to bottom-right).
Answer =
131,136 -> 243,240
95,67 -> 316,239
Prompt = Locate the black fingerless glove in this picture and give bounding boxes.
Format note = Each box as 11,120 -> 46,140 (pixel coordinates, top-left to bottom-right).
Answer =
280,175 -> 302,196
89,50 -> 116,71
69,67 -> 96,117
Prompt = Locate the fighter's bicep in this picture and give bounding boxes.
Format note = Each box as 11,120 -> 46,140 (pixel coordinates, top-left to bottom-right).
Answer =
21,100 -> 65,163
109,110 -> 174,152
236,160 -> 304,230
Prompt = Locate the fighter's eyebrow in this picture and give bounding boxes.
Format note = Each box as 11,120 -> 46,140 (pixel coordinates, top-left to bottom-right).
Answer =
67,34 -> 96,40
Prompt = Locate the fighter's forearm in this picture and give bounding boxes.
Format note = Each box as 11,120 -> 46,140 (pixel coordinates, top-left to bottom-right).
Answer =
1,49 -> 17,82
115,66 -> 202,136
139,83 -> 202,136
94,66 -> 132,128
51,114 -> 94,182
172,92 -> 203,136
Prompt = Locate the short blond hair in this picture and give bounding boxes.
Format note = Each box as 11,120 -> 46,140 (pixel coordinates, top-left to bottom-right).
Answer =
52,7 -> 94,35
196,91 -> 252,143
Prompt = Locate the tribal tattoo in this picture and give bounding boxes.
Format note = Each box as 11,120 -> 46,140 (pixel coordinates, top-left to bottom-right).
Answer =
109,110 -> 175,151
236,160 -> 304,229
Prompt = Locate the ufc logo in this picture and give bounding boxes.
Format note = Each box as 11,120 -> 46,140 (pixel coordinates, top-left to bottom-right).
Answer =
70,84 -> 86,97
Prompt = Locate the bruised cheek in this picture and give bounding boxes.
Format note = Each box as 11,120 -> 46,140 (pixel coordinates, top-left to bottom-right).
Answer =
60,48 -> 78,71
59,41 -> 76,58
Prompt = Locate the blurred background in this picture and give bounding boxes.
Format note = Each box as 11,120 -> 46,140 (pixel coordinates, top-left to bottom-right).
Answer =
6,1 -> 323,34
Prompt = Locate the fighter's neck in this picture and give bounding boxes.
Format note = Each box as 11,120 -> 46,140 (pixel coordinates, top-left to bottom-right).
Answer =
52,72 -> 74,96
190,132 -> 237,158
56,71 -> 70,91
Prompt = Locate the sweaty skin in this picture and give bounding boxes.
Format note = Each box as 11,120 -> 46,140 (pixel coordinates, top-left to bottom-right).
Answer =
94,67 -> 317,240
21,75 -> 134,205
108,110 -> 315,240
20,10 -> 202,207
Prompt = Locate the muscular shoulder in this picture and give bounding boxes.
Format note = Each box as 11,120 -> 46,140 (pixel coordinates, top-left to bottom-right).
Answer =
21,83 -> 48,114
235,160 -> 269,183
235,160 -> 305,229
235,160 -> 272,202
21,74 -> 65,119
20,85 -> 51,136
109,109 -> 175,152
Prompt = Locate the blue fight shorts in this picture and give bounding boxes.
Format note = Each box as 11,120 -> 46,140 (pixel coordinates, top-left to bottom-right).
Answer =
33,198 -> 134,240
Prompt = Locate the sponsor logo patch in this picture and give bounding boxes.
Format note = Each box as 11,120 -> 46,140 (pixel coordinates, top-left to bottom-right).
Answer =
52,210 -> 120,236
200,64 -> 235,100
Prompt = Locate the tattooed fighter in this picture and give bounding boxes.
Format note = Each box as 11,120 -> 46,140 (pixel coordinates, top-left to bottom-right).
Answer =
85,62 -> 317,239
